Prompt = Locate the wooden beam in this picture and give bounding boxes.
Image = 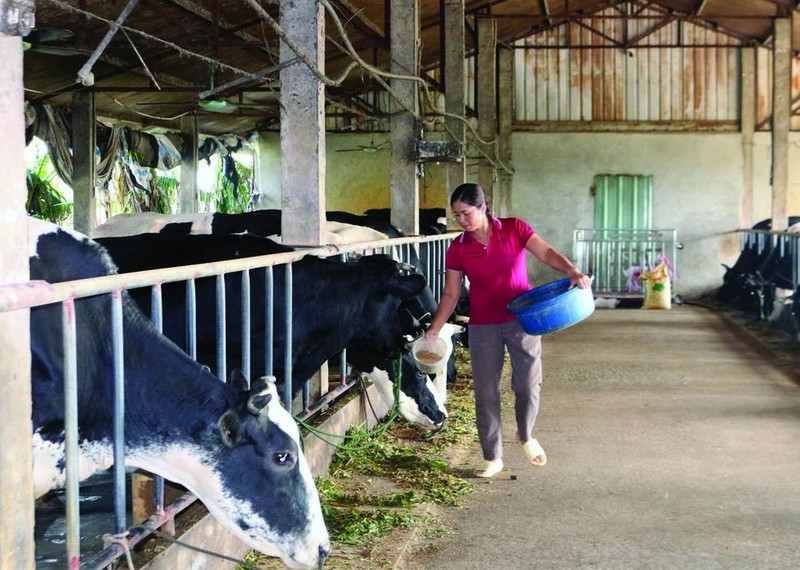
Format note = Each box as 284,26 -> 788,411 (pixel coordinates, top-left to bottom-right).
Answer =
771,18 -> 791,231
477,16 -> 497,201
72,91 -> 97,234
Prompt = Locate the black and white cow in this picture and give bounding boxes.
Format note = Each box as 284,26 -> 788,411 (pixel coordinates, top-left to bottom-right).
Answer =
718,217 -> 800,319
94,232 -> 428,400
93,213 -> 453,428
28,219 -> 329,569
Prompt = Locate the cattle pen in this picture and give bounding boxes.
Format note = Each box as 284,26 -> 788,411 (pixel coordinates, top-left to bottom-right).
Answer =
0,229 -> 455,569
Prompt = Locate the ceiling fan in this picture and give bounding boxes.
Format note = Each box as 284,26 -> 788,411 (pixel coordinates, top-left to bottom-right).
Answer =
23,27 -> 90,57
336,133 -> 391,154
135,98 -> 274,114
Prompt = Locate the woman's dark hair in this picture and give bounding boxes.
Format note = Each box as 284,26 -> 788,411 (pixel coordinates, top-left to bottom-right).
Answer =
450,183 -> 487,208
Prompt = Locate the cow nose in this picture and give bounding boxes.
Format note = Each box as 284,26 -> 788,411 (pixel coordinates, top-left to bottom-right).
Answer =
318,544 -> 330,569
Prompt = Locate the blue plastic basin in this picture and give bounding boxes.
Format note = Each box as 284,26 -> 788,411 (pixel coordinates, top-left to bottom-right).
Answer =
507,278 -> 595,335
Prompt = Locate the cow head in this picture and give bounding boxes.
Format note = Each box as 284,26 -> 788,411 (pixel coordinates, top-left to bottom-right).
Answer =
138,375 -> 330,569
361,352 -> 448,430
348,255 -> 427,359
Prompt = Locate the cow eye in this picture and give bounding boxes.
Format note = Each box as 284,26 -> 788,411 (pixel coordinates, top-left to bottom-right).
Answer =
272,451 -> 296,468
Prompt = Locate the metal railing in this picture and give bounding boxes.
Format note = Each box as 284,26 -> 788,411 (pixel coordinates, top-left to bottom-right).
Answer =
1,231 -> 455,568
573,228 -> 679,296
736,228 -> 800,290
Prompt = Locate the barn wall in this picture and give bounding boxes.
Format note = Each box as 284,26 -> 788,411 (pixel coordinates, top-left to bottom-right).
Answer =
510,132 -> 745,300
256,132 -> 451,217
752,131 -> 800,221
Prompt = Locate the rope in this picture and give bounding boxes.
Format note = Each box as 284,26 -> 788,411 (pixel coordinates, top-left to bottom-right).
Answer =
127,526 -> 265,569
296,359 -> 404,451
102,532 -> 135,570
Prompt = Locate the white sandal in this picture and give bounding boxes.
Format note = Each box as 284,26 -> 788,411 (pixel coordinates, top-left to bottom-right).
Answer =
522,438 -> 547,467
474,459 -> 504,478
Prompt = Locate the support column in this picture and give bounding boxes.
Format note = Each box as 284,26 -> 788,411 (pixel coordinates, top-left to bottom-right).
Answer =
771,19 -> 790,231
279,0 -> 327,399
280,0 -> 325,246
477,17 -> 497,205
72,91 -> 97,233
496,45 -> 514,217
444,0 -> 466,197
0,33 -> 34,570
390,0 -> 420,236
740,47 -> 755,229
179,115 -> 198,214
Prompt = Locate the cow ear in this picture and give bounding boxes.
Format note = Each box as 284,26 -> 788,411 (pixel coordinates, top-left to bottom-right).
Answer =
218,411 -> 242,447
228,369 -> 249,391
247,392 -> 273,415
387,273 -> 426,298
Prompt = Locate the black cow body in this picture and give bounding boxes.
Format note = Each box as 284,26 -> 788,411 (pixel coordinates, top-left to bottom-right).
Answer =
95,233 -> 427,395
29,219 -> 329,569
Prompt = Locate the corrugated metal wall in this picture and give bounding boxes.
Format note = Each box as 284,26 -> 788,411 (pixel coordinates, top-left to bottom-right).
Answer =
514,6 -> 742,122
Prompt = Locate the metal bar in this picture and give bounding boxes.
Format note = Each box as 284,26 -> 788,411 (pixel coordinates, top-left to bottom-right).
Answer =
241,270 -> 251,383
186,278 -> 197,360
265,266 -> 274,377
76,0 -> 141,86
283,263 -> 293,411
0,235 -> 457,312
150,285 -> 165,512
111,291 -> 127,534
62,300 -> 81,568
81,492 -> 198,568
216,275 -> 227,381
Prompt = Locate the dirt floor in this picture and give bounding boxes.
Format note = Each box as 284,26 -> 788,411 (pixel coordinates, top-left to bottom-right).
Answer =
307,302 -> 800,570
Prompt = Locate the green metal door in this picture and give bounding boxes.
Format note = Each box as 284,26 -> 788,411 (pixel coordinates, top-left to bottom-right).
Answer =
591,175 -> 654,293
593,175 -> 652,230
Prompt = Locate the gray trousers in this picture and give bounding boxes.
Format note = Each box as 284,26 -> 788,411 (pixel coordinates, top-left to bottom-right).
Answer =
468,319 -> 543,461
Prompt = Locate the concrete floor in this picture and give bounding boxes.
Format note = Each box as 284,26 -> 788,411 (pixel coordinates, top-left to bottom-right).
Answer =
402,304 -> 800,570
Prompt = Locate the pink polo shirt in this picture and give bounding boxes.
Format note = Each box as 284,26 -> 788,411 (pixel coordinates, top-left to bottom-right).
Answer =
445,217 -> 535,325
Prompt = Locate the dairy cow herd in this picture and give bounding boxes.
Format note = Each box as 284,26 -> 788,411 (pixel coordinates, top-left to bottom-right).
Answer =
26,209 -> 462,568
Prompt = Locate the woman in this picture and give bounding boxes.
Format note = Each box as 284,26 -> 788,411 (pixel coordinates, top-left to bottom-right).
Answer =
424,183 -> 591,478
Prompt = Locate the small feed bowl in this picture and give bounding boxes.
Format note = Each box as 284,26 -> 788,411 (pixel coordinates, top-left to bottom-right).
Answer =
411,336 -> 448,373
507,278 -> 594,336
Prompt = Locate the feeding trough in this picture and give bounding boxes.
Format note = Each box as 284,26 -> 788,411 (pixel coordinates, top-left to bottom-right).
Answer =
507,278 -> 594,335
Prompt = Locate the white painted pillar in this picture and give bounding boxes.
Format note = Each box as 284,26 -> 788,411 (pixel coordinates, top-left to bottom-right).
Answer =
179,115 -> 199,213
477,17 -> 497,206
390,0 -> 420,236
444,0 -> 466,198
0,34 -> 35,570
280,0 -> 325,246
740,47 -> 755,229
72,91 -> 97,233
771,19 -> 790,231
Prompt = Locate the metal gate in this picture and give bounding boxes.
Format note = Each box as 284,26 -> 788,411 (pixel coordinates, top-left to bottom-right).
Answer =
573,228 -> 678,297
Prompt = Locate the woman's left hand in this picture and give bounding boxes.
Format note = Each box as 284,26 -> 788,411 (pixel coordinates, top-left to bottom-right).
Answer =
568,269 -> 592,289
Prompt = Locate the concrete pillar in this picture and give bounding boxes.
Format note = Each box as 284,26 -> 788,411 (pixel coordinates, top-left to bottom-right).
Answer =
477,17 -> 497,206
496,45 -> 514,217
72,91 -> 97,233
740,47 -> 755,230
444,0 -> 466,198
179,115 -> 199,214
390,0 -> 420,236
771,19 -> 790,231
279,0 -> 328,398
280,0 -> 325,246
0,34 -> 34,570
